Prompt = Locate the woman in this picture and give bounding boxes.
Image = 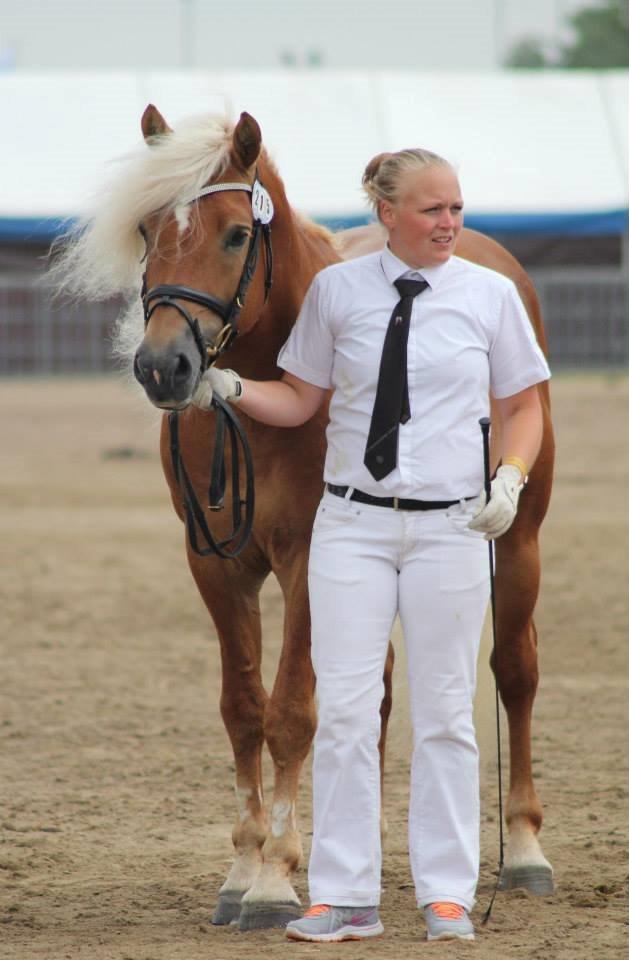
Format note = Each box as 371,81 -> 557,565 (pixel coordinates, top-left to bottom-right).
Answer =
193,148 -> 550,943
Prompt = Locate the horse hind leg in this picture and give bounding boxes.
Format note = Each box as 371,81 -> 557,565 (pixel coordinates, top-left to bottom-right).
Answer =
493,534 -> 554,896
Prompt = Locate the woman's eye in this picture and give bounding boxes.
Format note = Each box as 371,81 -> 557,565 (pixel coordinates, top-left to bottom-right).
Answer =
225,228 -> 249,249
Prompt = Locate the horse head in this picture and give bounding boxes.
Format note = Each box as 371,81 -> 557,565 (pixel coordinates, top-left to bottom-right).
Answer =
133,106 -> 272,409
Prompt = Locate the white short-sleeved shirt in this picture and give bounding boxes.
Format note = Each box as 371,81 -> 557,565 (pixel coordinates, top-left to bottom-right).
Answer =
277,245 -> 551,500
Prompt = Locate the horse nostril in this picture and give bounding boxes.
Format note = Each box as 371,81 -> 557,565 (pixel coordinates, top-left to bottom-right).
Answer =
133,352 -> 148,385
173,353 -> 192,385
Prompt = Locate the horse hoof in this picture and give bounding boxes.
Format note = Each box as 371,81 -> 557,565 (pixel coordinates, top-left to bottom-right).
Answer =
238,900 -> 302,931
212,890 -> 244,925
499,864 -> 554,896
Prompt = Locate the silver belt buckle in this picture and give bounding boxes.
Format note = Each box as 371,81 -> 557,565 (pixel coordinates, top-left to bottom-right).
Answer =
393,496 -> 399,511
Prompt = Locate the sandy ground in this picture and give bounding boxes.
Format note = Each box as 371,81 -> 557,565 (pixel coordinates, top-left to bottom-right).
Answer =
1,374 -> 627,960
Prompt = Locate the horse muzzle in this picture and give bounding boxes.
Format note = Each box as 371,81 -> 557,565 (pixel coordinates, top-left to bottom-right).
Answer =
133,334 -> 202,409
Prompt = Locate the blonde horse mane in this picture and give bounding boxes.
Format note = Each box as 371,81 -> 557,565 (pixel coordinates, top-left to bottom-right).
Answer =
50,112 -> 239,302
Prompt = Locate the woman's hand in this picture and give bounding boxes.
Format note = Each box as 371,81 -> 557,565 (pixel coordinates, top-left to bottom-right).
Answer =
468,383 -> 543,539
468,464 -> 523,539
193,368 -> 242,408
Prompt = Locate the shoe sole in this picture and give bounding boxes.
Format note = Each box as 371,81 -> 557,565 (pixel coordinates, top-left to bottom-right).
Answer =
286,921 -> 384,943
427,931 -> 475,942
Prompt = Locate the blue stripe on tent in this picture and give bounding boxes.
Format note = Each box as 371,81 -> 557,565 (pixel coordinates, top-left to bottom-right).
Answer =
1,208 -> 628,242
0,217 -> 75,242
463,209 -> 629,236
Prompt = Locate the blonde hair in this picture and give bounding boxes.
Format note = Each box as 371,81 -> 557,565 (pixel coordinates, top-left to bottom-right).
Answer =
362,148 -> 452,222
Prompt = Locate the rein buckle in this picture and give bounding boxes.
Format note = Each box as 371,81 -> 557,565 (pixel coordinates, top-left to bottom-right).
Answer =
206,323 -> 235,359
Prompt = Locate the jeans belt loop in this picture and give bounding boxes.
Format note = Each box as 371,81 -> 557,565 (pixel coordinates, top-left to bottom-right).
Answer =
393,496 -> 400,511
344,486 -> 354,501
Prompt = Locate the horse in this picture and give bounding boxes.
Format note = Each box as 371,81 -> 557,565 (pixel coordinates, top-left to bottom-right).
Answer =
53,106 -> 555,930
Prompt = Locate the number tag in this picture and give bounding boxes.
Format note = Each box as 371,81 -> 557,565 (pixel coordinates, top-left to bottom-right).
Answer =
251,180 -> 274,224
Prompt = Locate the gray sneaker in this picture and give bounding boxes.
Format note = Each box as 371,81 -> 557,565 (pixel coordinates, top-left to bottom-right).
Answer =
285,903 -> 384,942
423,902 -> 475,941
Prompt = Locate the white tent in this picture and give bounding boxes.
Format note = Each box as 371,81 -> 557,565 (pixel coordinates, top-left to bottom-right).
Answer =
2,70 -> 629,237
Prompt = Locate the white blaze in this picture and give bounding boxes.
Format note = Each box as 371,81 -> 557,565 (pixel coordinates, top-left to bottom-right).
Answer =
175,204 -> 191,234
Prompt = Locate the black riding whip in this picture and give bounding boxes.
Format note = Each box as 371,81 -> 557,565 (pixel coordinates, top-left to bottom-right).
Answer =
478,416 -> 505,925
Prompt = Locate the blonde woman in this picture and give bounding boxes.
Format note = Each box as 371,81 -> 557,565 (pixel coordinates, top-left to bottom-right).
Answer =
194,148 -> 550,943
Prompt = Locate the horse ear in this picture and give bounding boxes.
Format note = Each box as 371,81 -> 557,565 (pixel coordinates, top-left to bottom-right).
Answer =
232,112 -> 261,170
141,104 -> 172,141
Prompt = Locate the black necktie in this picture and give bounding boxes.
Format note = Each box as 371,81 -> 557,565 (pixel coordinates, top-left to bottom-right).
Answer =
364,277 -> 429,480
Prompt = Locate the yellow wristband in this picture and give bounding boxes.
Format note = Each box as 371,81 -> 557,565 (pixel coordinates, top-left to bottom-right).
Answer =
503,455 -> 528,479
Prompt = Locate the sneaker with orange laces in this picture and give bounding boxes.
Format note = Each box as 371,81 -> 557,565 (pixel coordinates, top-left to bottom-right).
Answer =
423,901 -> 475,941
285,903 -> 384,942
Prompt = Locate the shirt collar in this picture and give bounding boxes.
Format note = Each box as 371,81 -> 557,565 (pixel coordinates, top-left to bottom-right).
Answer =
380,243 -> 451,292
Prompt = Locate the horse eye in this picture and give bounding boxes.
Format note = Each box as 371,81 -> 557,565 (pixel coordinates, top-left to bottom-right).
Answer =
225,227 -> 249,249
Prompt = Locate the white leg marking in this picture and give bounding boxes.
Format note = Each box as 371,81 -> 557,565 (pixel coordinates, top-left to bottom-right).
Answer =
220,851 -> 263,895
242,863 -> 301,905
505,820 -> 553,870
271,800 -> 296,838
235,786 -> 253,823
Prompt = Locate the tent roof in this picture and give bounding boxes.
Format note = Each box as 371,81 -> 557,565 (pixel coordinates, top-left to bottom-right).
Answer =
2,70 -> 629,239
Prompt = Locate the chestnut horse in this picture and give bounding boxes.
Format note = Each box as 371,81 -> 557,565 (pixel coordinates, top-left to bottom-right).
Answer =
54,107 -> 554,930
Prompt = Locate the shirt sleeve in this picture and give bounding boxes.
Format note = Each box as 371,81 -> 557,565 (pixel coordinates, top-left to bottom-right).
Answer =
489,281 -> 551,399
277,272 -> 335,388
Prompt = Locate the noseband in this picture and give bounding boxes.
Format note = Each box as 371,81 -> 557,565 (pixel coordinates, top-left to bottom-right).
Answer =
141,174 -> 274,368
140,174 -> 274,561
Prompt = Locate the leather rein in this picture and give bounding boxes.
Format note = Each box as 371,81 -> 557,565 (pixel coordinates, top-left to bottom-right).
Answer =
141,173 -> 274,559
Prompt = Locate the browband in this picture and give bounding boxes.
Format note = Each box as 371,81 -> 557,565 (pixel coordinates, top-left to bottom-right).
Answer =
194,182 -> 252,200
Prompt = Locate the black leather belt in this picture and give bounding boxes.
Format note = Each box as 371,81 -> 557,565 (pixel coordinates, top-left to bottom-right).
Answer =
326,483 -> 473,512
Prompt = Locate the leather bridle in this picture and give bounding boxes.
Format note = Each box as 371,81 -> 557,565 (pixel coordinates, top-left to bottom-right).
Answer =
141,173 -> 273,370
140,173 -> 274,560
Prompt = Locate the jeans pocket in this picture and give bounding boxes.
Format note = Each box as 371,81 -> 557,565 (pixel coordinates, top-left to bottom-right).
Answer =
445,498 -> 484,540
313,494 -> 361,531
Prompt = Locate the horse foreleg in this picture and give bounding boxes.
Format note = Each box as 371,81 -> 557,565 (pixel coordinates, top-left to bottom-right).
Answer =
238,555 -> 317,931
493,533 -> 554,895
188,557 -> 271,925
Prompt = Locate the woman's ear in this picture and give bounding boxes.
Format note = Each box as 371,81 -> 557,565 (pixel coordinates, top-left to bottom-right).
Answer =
379,200 -> 396,230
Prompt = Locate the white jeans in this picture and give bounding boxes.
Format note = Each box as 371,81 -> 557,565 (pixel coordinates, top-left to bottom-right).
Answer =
307,489 -> 489,911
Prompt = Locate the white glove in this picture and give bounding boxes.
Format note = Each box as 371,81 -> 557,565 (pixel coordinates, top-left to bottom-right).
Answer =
468,464 -> 524,540
192,367 -> 243,409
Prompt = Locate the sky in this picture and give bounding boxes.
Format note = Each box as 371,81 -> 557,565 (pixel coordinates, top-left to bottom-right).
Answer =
0,0 -> 601,72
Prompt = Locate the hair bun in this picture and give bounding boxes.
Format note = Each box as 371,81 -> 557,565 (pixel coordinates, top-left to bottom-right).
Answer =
362,152 -> 393,185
